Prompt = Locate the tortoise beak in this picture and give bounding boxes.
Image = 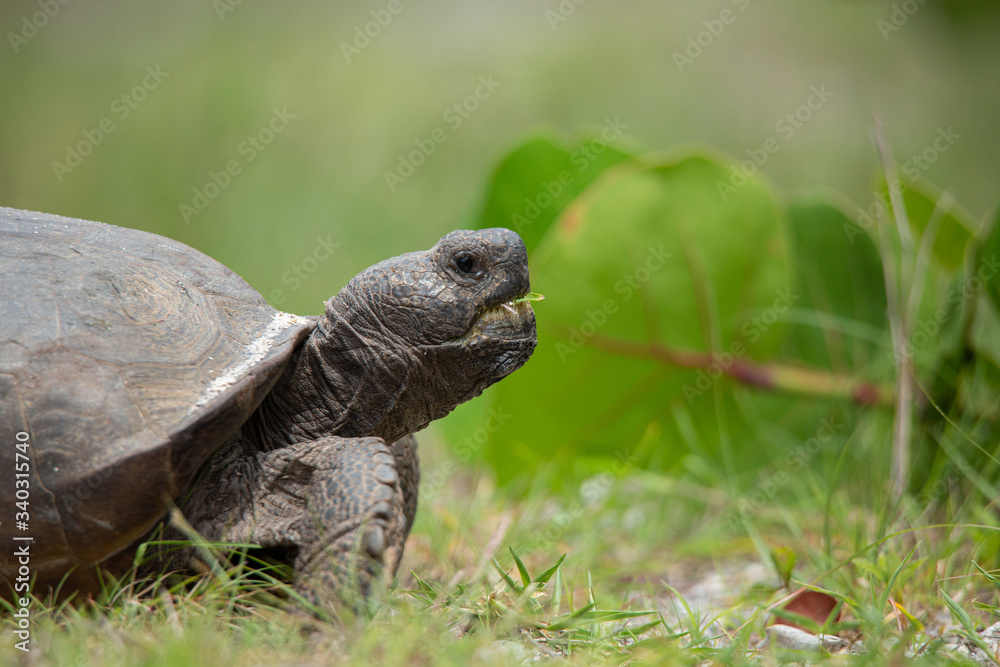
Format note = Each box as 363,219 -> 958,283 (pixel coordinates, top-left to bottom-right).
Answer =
467,298 -> 537,347
460,227 -> 535,347
480,227 -> 530,311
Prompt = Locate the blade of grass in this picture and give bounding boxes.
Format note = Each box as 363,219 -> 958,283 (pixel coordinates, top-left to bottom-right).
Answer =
941,589 -> 997,664
533,554 -> 566,585
493,558 -> 523,595
510,547 -> 532,588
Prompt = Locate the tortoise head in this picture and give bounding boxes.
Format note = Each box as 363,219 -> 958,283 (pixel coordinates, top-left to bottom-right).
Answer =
313,228 -> 536,442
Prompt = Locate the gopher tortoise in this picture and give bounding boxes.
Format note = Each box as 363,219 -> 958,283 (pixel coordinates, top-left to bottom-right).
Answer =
0,207 -> 536,604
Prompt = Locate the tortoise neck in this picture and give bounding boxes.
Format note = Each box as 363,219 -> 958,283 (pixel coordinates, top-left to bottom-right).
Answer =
246,300 -> 429,449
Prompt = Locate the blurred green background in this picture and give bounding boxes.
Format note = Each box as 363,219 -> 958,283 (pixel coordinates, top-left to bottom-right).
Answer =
2,0 -> 998,491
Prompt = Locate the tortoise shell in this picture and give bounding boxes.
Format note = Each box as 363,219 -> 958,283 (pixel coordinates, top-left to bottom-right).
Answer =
0,208 -> 314,593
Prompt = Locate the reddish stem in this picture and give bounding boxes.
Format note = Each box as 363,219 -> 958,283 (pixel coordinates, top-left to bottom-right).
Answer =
583,333 -> 893,406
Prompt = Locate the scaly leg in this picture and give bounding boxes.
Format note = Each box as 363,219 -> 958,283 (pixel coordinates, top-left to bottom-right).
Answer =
177,434 -> 418,605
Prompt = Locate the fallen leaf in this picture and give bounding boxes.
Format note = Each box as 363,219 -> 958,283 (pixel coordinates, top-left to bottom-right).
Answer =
773,589 -> 840,631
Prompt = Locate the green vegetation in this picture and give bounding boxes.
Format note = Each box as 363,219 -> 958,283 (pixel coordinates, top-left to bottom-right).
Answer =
5,132 -> 1000,666
3,1 -> 1000,664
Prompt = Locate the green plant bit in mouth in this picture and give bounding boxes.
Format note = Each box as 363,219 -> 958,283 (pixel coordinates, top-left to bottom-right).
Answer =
500,292 -> 544,314
513,292 -> 545,304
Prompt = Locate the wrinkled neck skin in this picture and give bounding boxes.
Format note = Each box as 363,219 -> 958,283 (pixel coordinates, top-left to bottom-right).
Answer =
247,291 -> 449,450
245,227 -> 536,452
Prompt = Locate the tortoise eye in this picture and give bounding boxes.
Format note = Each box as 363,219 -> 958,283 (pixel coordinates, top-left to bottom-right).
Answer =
454,253 -> 480,275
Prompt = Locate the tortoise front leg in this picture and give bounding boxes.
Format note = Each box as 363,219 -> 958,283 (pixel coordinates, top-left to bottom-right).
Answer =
182,435 -> 418,606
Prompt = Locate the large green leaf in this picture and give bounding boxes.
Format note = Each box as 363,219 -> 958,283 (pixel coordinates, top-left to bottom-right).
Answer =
898,181 -> 978,272
844,179 -> 979,386
475,134 -> 635,253
784,194 -> 889,371
892,180 -> 982,390
973,205 -> 1000,314
853,178 -> 977,271
901,190 -> 995,492
447,149 -> 793,486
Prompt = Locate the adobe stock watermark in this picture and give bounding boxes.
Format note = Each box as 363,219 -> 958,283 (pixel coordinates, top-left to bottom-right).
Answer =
417,408 -> 510,502
11,431 -> 33,653
340,0 -> 414,63
726,413 -> 846,533
518,448 -> 637,557
845,126 -> 960,245
213,0 -> 245,20
555,245 -> 672,362
887,255 -> 999,368
717,84 -> 833,201
681,288 -> 798,404
509,116 -> 629,234
672,0 -> 751,73
546,0 -> 588,30
179,107 -> 295,223
51,65 -> 169,182
268,236 -> 342,306
59,461 -> 121,514
384,75 -> 501,192
7,0 -> 71,53
878,0 -> 928,40
899,126 -> 960,182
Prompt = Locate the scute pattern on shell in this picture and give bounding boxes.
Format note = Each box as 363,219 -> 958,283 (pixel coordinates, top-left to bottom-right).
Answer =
0,208 -> 314,592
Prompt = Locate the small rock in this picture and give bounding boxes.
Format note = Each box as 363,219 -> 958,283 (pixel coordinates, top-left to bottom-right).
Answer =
759,625 -> 845,653
819,634 -> 849,652
955,643 -> 992,666
982,621 -> 1000,652
953,622 -> 1000,666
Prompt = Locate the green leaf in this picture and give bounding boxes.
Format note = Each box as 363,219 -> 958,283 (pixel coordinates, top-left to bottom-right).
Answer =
900,180 -> 979,375
918,201 -> 1000,484
770,545 -> 797,588
897,180 -> 978,272
940,588 -> 975,631
542,602 -> 596,631
533,553 -> 567,585
941,588 -> 996,661
543,608 -> 656,632
510,547 -> 532,588
785,194 -> 889,370
553,564 -> 563,615
513,291 -> 545,303
891,599 -> 925,633
475,134 -> 636,253
467,149 -> 793,485
415,573 -> 436,592
974,561 -> 1000,587
973,205 -> 1000,314
876,545 -> 917,610
492,558 -> 523,594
